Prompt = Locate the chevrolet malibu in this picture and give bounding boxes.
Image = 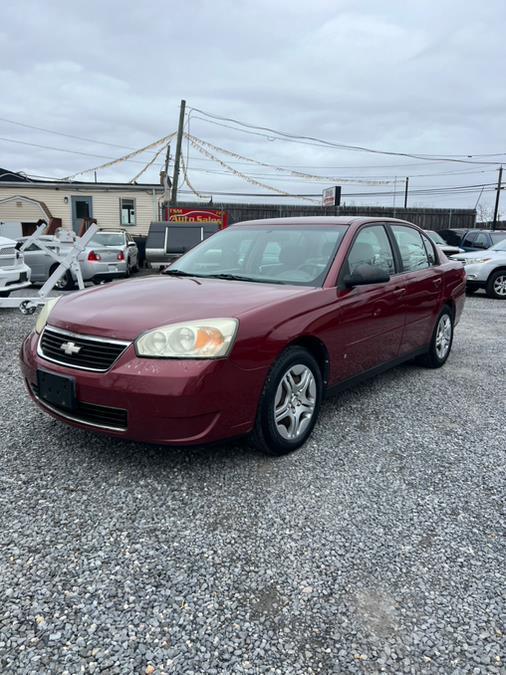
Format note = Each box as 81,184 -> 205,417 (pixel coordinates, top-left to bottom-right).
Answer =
20,217 -> 465,455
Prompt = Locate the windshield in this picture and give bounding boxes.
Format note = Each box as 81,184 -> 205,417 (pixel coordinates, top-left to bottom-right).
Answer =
490,233 -> 506,247
426,231 -> 446,245
88,233 -> 125,247
490,238 -> 506,251
165,225 -> 348,286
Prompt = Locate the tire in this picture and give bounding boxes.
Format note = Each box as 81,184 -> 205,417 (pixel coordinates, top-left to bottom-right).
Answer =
417,306 -> 453,369
49,265 -> 75,291
485,270 -> 506,299
250,346 -> 323,455
124,259 -> 131,278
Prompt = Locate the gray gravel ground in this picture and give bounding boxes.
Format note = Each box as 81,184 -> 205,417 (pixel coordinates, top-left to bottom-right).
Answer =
0,291 -> 504,674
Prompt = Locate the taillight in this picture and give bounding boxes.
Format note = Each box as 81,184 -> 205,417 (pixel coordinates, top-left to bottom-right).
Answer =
117,251 -> 125,261
88,250 -> 101,261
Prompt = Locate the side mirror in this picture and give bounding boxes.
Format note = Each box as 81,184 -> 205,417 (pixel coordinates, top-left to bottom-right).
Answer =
343,263 -> 390,288
128,241 -> 136,247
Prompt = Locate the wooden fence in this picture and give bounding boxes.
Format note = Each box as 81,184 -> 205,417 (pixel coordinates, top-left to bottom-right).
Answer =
174,202 -> 476,231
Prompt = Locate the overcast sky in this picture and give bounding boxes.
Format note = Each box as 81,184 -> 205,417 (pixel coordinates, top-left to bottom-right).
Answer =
2,0 -> 506,213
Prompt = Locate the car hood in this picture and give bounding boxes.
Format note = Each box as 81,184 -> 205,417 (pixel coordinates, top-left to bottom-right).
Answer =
48,275 -> 314,340
452,250 -> 503,260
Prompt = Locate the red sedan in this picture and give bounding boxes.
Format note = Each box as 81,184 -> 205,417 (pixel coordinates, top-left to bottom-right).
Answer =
20,217 -> 465,455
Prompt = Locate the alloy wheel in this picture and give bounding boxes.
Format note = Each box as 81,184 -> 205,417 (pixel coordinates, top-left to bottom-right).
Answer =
493,274 -> 506,297
435,314 -> 452,360
274,364 -> 316,440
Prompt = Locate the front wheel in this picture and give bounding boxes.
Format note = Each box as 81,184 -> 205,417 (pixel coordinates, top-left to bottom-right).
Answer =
486,270 -> 506,299
417,307 -> 453,368
251,346 -> 323,455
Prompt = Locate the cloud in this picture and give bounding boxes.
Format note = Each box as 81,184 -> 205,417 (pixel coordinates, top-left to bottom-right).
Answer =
1,0 -> 505,208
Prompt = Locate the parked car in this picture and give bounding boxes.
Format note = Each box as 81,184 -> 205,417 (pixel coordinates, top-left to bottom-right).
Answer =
437,228 -> 468,247
424,230 -> 463,257
21,217 -> 465,455
0,235 -> 31,297
18,233 -> 77,291
146,221 -> 220,268
451,238 -> 506,298
81,229 -> 139,283
459,229 -> 506,252
19,228 -> 139,289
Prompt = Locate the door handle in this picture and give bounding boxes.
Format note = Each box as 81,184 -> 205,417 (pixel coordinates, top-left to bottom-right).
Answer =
393,287 -> 406,295
433,277 -> 442,287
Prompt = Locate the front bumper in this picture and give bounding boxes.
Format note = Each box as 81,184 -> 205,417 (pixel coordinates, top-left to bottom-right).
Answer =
20,330 -> 268,445
0,264 -> 31,292
463,261 -> 495,288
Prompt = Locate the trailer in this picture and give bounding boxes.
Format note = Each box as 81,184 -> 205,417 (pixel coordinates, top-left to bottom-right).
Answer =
0,224 -> 97,314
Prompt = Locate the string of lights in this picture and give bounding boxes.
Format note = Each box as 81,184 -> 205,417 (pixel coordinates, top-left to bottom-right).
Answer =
61,132 -> 176,180
187,135 -> 320,203
129,143 -> 169,183
186,133 -> 395,185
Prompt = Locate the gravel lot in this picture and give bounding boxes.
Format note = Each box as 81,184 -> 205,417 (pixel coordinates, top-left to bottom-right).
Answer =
0,292 -> 504,674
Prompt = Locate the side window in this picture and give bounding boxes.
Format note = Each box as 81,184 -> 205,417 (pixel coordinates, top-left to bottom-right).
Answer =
463,232 -> 477,246
474,233 -> 489,249
422,235 -> 437,265
344,225 -> 395,277
391,225 -> 430,272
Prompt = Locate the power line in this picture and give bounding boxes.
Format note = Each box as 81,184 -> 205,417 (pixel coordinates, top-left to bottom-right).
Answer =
0,135 -> 151,164
191,108 -> 506,165
0,116 -> 137,150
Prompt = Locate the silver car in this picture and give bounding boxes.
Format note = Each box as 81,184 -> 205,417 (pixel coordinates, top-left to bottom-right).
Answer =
19,234 -> 76,290
81,230 -> 139,284
451,238 -> 506,298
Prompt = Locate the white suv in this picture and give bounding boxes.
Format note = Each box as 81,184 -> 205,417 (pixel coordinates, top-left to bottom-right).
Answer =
452,238 -> 506,299
0,236 -> 31,297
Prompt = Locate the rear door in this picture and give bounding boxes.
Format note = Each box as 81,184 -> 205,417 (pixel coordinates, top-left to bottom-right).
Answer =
333,223 -> 405,381
389,224 -> 442,354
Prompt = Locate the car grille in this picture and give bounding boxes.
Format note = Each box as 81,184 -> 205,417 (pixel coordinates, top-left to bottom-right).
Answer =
38,326 -> 130,372
30,382 -> 128,431
0,247 -> 17,267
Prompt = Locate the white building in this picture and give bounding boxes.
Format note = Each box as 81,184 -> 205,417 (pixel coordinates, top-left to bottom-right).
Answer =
0,171 -> 165,236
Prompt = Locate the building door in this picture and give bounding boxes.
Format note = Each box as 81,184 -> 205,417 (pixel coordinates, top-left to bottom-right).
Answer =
71,196 -> 93,234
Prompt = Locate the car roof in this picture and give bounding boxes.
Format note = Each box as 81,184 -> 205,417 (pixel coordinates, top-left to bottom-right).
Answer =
232,216 -> 418,227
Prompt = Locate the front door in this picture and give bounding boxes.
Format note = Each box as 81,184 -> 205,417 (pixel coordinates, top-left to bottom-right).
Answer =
71,196 -> 93,234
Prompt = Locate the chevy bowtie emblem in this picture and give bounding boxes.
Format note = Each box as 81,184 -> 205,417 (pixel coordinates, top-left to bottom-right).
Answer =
60,341 -> 81,355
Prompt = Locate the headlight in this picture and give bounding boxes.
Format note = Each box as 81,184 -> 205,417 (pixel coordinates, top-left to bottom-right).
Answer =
35,297 -> 60,334
135,318 -> 239,359
468,258 -> 492,265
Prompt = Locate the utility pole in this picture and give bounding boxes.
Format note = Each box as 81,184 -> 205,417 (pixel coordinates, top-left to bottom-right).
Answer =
170,99 -> 186,206
403,177 -> 409,208
492,165 -> 503,231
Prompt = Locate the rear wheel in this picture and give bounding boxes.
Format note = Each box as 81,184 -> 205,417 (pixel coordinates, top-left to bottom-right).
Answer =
251,346 -> 323,455
417,307 -> 453,369
49,265 -> 74,291
486,270 -> 506,299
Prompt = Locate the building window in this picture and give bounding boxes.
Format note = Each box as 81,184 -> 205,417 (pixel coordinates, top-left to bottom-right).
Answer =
120,198 -> 136,225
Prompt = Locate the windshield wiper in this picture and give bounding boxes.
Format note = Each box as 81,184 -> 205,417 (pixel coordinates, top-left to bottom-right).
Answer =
204,273 -> 285,284
163,269 -> 203,277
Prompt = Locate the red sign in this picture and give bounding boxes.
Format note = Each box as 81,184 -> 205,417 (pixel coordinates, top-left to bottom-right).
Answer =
167,208 -> 228,228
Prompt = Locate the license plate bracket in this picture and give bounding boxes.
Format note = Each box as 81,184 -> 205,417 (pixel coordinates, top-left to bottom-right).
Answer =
37,369 -> 76,410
